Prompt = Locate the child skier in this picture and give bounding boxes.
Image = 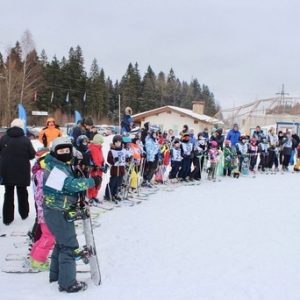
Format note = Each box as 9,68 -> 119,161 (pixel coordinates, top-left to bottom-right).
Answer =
128,136 -> 144,191
258,135 -> 269,172
87,134 -> 107,203
30,149 -> 55,270
74,135 -> 91,177
169,138 -> 183,182
155,140 -> 170,184
43,137 -> 96,293
178,132 -> 193,181
267,127 -> 279,172
142,129 -> 160,187
236,135 -> 249,173
190,133 -> 208,180
105,135 -> 132,201
248,137 -> 258,172
207,140 -> 220,180
280,132 -> 293,171
223,140 -> 235,176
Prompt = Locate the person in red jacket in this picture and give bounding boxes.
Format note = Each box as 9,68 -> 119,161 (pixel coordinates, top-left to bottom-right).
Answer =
87,134 -> 106,203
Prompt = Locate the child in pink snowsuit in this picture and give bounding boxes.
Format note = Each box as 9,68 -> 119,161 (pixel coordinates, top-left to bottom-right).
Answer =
207,141 -> 220,180
30,155 -> 55,268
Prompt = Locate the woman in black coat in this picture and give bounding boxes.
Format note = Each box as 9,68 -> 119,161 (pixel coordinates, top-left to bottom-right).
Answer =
0,119 -> 36,225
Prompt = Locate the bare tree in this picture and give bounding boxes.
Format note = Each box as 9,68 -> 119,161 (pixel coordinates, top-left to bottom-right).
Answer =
20,30 -> 35,104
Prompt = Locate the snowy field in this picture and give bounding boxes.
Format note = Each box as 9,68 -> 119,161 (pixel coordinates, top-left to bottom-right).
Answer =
0,138 -> 300,300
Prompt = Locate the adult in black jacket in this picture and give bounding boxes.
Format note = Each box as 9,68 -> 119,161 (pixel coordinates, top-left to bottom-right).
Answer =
0,119 -> 36,225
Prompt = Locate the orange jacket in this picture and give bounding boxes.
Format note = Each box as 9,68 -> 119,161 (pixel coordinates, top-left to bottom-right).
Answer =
39,118 -> 62,147
129,143 -> 142,161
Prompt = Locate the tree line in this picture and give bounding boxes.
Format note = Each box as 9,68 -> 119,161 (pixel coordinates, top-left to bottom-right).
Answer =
0,31 -> 220,126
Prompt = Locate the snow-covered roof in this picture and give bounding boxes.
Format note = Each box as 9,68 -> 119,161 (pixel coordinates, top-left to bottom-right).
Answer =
133,105 -> 223,125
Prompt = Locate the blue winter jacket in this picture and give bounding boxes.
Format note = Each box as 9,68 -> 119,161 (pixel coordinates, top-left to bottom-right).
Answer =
226,129 -> 241,146
145,136 -> 159,162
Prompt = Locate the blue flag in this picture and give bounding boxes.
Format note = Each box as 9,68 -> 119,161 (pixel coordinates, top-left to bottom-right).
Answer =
18,104 -> 27,134
74,111 -> 82,124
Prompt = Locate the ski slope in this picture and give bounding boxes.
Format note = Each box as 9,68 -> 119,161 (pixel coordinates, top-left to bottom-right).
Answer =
0,138 -> 300,300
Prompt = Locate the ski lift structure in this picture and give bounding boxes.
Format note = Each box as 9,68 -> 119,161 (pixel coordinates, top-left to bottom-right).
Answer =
215,86 -> 300,131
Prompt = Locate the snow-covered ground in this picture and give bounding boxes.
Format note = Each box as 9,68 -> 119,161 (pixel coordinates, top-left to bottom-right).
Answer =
0,138 -> 300,300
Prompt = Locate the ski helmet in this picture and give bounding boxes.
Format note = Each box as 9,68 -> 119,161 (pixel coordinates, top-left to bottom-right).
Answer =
50,137 -> 73,163
224,140 -> 231,146
76,135 -> 89,147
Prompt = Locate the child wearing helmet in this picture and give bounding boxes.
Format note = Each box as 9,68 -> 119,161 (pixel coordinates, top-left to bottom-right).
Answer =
43,137 -> 96,293
169,138 -> 183,182
105,135 -> 132,200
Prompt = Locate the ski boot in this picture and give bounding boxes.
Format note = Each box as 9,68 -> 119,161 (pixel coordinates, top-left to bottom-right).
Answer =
59,281 -> 87,293
30,258 -> 50,271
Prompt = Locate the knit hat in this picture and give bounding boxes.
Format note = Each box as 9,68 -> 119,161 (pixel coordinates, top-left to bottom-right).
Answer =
92,134 -> 104,145
11,118 -> 25,129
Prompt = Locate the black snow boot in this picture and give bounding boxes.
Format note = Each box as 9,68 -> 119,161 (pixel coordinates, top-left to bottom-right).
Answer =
59,281 -> 87,293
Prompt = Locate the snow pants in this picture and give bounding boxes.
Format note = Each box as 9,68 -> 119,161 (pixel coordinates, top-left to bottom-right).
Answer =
267,150 -> 278,169
190,155 -> 203,180
143,159 -> 158,182
30,223 -> 55,263
2,185 -> 29,225
178,157 -> 192,180
87,169 -> 103,199
105,175 -> 123,198
169,161 -> 181,179
44,207 -> 79,289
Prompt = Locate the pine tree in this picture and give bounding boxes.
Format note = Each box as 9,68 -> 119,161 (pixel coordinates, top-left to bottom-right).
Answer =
165,68 -> 178,106
141,66 -> 158,111
119,62 -> 142,114
157,71 -> 167,106
202,84 -> 217,116
106,77 -> 119,124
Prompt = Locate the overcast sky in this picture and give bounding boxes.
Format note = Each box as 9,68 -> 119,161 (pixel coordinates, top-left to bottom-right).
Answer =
1,0 -> 299,108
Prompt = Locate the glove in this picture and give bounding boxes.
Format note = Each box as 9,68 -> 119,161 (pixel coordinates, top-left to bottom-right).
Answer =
101,163 -> 109,173
93,176 -> 102,187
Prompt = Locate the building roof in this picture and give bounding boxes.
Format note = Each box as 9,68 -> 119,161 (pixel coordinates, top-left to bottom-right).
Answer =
133,105 -> 223,125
